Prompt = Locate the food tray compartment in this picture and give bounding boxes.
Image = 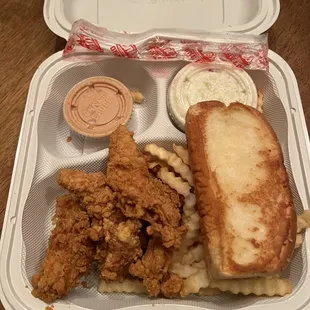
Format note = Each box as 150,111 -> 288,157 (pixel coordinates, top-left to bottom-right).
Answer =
16,58 -> 308,310
38,59 -> 159,158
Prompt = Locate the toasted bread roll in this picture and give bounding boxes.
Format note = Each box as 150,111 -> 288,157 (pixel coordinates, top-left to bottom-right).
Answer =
185,101 -> 296,279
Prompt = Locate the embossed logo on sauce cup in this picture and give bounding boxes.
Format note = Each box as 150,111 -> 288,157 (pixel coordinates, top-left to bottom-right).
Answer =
63,77 -> 133,138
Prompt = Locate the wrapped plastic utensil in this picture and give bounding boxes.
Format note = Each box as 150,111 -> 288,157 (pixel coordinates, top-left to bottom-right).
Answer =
63,19 -> 269,70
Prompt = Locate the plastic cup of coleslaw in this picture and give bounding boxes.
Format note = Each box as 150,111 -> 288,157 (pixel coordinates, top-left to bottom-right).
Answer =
168,62 -> 258,131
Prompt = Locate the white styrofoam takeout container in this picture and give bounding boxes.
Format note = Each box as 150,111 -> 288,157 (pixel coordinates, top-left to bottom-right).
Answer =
2,1 -> 310,310
44,0 -> 280,38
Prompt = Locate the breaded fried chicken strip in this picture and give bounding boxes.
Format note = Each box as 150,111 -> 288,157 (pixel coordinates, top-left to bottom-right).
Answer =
95,219 -> 143,281
57,170 -> 116,241
129,239 -> 183,297
161,273 -> 184,298
31,195 -> 95,303
143,177 -> 187,248
58,169 -> 143,282
107,126 -> 186,248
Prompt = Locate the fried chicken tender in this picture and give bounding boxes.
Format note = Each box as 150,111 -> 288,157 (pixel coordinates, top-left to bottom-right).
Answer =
57,169 -> 116,241
161,273 -> 184,298
31,195 -> 95,303
129,238 -> 182,297
146,223 -> 187,249
107,126 -> 186,248
97,218 -> 143,281
58,169 -> 142,281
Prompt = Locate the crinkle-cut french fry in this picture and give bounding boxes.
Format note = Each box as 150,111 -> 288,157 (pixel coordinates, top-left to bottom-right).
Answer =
257,89 -> 264,113
157,167 -> 191,197
178,209 -> 200,253
185,193 -> 196,208
170,233 -> 200,277
180,260 -> 210,297
145,144 -> 194,186
210,277 -> 292,297
182,244 -> 204,265
170,229 -> 198,264
167,153 -> 194,186
144,144 -> 172,162
183,193 -> 197,218
170,262 -> 198,279
170,190 -> 201,282
198,287 -> 222,296
297,211 -> 310,232
180,214 -> 200,250
295,234 -> 303,249
182,229 -> 199,248
147,161 -> 166,169
98,279 -> 147,294
130,90 -> 145,104
173,144 -> 190,165
186,212 -> 200,232
171,228 -> 199,265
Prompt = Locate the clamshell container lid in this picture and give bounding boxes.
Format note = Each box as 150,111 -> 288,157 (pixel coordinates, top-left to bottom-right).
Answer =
44,0 -> 280,39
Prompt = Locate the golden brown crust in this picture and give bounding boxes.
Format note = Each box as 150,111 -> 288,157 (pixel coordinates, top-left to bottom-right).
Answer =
185,101 -> 297,279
